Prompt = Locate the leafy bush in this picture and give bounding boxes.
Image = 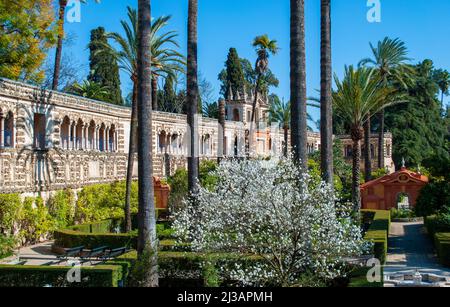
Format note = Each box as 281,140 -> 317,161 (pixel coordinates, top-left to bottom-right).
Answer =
75,181 -> 138,224
415,180 -> 450,217
53,229 -> 137,250
390,208 -> 415,219
0,194 -> 22,235
425,215 -> 450,238
0,235 -> 16,259
167,160 -> 219,212
0,265 -> 122,287
434,233 -> 450,267
47,189 -> 75,229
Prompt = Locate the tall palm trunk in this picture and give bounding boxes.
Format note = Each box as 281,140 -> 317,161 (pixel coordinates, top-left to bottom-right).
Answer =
152,76 -> 158,111
283,126 -> 289,157
187,0 -> 199,194
136,0 -> 158,287
364,114 -> 372,182
351,126 -> 363,212
249,76 -> 260,157
52,0 -> 68,90
377,110 -> 385,169
290,0 -> 308,168
124,79 -> 138,232
320,0 -> 333,185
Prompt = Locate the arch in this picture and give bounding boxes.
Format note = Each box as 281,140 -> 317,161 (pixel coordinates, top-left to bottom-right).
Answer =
202,134 -> 211,156
75,119 -> 84,150
3,111 -> 14,148
60,116 -> 71,150
109,124 -> 116,152
88,120 -> 96,150
99,123 -> 106,152
159,130 -> 167,154
170,133 -> 179,155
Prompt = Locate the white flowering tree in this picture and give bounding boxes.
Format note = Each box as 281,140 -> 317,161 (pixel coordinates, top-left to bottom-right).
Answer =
173,158 -> 370,287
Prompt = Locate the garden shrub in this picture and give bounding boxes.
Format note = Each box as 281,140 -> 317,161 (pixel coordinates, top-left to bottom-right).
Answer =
19,197 -> 55,245
415,180 -> 450,217
0,194 -> 22,235
434,233 -> 450,267
425,215 -> 450,238
53,229 -> 137,250
0,235 -> 16,259
47,189 -> 75,229
361,209 -> 391,264
0,265 -> 122,287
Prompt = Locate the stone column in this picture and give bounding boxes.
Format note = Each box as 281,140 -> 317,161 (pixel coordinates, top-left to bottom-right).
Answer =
0,115 -> 4,149
71,123 -> 76,150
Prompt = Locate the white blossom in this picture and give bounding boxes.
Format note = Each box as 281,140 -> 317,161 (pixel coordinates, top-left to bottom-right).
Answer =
173,157 -> 370,287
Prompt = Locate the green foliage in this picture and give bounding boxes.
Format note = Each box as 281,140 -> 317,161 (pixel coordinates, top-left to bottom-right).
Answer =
383,60 -> 449,169
0,265 -> 121,287
425,215 -> 450,238
434,233 -> 450,267
75,181 -> 138,224
19,197 -> 54,245
54,229 -> 137,250
390,208 -> 415,219
167,161 -> 219,212
47,189 -> 75,230
361,210 -> 391,264
0,0 -> 57,83
0,235 -> 16,259
0,194 -> 22,234
371,168 -> 389,180
415,180 -> 450,217
348,266 -> 383,288
68,80 -> 111,101
223,48 -> 246,98
87,26 -> 123,105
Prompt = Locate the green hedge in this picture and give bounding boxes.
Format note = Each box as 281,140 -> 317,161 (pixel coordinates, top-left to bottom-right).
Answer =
53,220 -> 175,250
361,210 -> 391,264
0,265 -> 122,287
348,266 -> 384,288
434,233 -> 450,267
107,250 -> 263,287
425,215 -> 450,238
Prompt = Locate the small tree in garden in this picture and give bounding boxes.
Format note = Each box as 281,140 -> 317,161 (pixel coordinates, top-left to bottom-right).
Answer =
173,158 -> 370,287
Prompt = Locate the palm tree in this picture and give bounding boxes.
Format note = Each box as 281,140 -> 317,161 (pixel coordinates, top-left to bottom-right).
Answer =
187,0 -> 199,194
99,7 -> 183,231
70,80 -> 109,100
269,99 -> 291,157
433,69 -> 450,108
290,0 -> 308,168
333,66 -> 399,212
359,37 -> 411,170
136,0 -> 158,287
250,35 -> 279,124
320,0 -> 333,185
52,0 -> 100,90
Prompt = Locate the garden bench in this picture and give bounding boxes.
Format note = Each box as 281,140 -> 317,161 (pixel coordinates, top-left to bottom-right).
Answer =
101,247 -> 128,260
57,246 -> 85,260
80,246 -> 109,263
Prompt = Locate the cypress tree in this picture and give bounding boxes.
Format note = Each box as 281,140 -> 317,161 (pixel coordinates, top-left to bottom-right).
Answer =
88,27 -> 123,105
225,48 -> 245,98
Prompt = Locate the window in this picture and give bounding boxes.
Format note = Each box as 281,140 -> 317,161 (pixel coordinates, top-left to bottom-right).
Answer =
34,113 -> 46,150
4,111 -> 14,148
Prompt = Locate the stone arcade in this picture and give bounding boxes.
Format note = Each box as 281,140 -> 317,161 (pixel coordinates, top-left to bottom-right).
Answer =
0,78 -> 394,198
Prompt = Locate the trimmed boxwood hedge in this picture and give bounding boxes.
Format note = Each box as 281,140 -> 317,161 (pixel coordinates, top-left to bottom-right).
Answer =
434,233 -> 450,267
425,215 -> 450,238
0,265 -> 122,287
361,210 -> 391,264
106,250 -> 264,287
53,220 -> 176,250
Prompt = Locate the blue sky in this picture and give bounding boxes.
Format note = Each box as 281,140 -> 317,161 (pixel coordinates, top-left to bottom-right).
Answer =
61,0 -> 450,120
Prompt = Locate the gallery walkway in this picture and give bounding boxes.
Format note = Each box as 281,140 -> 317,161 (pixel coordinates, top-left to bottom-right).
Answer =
384,221 -> 450,278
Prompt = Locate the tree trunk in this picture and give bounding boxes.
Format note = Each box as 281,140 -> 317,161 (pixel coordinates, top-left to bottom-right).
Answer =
152,76 -> 158,111
124,80 -> 138,233
377,110 -> 385,169
320,0 -> 333,186
187,0 -> 199,195
290,0 -> 308,169
364,114 -> 372,182
351,126 -> 363,212
52,1 -> 67,90
283,126 -> 289,157
249,75 -> 260,158
136,0 -> 158,287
